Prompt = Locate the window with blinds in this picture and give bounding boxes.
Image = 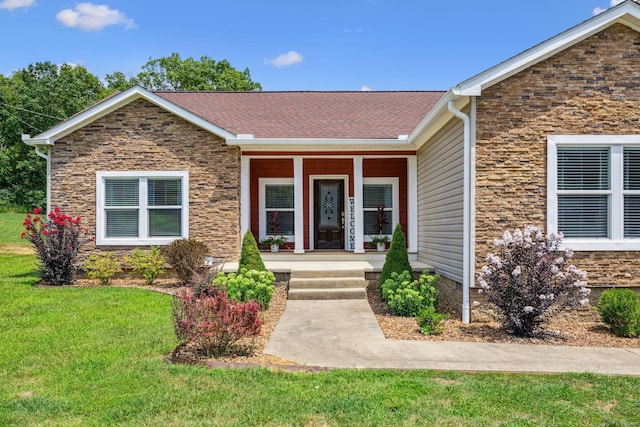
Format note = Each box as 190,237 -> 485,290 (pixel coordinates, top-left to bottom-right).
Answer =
265,184 -> 294,235
624,148 -> 640,238
102,176 -> 184,240
363,183 -> 393,235
557,148 -> 610,238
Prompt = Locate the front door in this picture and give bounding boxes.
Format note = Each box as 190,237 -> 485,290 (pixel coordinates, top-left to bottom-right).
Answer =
314,180 -> 344,249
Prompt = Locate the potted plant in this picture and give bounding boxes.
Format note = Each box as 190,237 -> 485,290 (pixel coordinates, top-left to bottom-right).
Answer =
261,235 -> 288,252
370,205 -> 389,251
262,211 -> 288,252
370,234 -> 389,252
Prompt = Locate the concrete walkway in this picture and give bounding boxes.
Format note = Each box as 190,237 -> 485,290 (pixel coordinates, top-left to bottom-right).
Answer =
264,300 -> 640,376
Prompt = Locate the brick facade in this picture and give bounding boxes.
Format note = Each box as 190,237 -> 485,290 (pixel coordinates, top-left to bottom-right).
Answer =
475,24 -> 640,288
51,99 -> 241,260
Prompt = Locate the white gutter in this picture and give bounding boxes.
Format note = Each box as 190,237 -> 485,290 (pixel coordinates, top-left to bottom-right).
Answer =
447,101 -> 471,324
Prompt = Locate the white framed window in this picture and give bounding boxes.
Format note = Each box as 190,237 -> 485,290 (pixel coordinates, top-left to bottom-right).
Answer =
96,171 -> 189,245
548,135 -> 640,250
259,178 -> 294,241
363,178 -> 399,241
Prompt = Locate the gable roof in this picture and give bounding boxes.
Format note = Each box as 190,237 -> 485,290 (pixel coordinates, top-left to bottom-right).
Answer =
454,0 -> 640,95
156,91 -> 445,140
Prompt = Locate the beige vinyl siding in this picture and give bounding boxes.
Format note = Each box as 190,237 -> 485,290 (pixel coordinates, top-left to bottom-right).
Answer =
417,117 -> 464,283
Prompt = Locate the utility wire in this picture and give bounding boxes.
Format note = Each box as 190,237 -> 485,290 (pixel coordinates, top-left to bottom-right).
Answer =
0,104 -> 44,133
0,102 -> 65,121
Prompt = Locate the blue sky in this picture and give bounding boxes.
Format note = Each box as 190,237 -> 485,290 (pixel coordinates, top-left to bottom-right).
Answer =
0,0 -> 628,91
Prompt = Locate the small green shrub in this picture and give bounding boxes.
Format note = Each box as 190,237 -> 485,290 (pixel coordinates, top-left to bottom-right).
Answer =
596,289 -> 640,338
161,238 -> 209,285
213,268 -> 275,309
417,306 -> 449,335
381,270 -> 440,317
238,231 -> 266,272
124,247 -> 165,286
82,252 -> 122,286
379,223 -> 412,290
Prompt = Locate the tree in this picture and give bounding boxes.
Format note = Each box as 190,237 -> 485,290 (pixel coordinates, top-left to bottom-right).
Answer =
106,53 -> 262,91
0,63 -> 109,209
379,224 -> 413,289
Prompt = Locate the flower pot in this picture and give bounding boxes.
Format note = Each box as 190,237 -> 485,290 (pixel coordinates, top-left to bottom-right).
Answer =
376,243 -> 386,252
270,244 -> 280,253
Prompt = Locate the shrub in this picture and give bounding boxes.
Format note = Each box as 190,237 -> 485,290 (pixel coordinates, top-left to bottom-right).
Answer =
213,268 -> 276,309
124,247 -> 165,286
161,238 -> 209,285
478,225 -> 590,337
379,223 -> 412,290
21,207 -> 92,286
596,289 -> 640,338
417,306 -> 450,335
381,270 -> 440,317
238,231 -> 266,272
172,287 -> 262,358
82,252 -> 121,286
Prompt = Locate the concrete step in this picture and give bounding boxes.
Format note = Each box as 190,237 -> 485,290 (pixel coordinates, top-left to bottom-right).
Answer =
290,269 -> 365,279
289,277 -> 367,289
288,288 -> 367,300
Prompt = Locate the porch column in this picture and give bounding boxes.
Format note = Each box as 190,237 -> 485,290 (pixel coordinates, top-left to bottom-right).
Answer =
240,156 -> 250,239
353,156 -> 365,253
408,155 -> 418,253
293,156 -> 305,253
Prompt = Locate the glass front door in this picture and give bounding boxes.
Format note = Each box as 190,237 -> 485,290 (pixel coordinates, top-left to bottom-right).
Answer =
314,180 -> 344,249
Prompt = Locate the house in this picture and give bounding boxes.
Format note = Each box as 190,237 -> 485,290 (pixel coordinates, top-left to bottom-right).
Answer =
22,1 -> 640,321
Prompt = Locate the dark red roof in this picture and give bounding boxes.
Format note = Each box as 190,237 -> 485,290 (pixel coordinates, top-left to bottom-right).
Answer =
156,91 -> 445,139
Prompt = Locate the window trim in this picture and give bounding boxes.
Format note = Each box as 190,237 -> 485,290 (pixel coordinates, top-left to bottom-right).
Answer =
258,178 -> 294,242
96,171 -> 189,246
548,135 -> 640,251
363,177 -> 399,242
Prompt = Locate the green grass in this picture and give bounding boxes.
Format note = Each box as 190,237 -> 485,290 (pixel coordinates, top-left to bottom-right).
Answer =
0,213 -> 31,252
1,213 -> 640,426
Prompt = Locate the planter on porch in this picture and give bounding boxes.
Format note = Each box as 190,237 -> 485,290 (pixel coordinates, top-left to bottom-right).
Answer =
261,236 -> 288,253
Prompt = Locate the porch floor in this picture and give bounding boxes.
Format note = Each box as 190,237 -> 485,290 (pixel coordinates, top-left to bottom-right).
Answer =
222,251 -> 432,274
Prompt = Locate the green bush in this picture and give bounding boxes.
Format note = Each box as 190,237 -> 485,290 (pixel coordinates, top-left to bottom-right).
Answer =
379,223 -> 412,289
161,238 -> 209,285
124,247 -> 165,286
213,268 -> 276,309
381,270 -> 440,317
82,252 -> 122,286
596,289 -> 640,338
417,306 -> 449,335
238,231 -> 266,272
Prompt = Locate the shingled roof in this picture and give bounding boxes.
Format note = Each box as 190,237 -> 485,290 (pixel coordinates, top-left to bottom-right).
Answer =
156,91 -> 446,139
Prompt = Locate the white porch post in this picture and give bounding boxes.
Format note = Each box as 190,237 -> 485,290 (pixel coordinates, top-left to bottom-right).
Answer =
353,156 -> 365,253
293,156 -> 305,253
407,155 -> 418,253
240,157 -> 250,239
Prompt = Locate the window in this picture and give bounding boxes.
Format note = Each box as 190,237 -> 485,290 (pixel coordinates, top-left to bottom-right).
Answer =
363,178 -> 399,239
548,136 -> 640,250
96,171 -> 188,245
259,179 -> 294,239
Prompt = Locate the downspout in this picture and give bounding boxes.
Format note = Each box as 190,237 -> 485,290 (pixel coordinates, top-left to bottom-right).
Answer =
447,100 -> 471,324
33,146 -> 51,214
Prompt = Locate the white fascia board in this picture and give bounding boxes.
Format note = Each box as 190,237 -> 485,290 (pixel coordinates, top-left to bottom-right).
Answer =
454,1 -> 640,96
25,85 -> 235,144
226,138 -> 412,151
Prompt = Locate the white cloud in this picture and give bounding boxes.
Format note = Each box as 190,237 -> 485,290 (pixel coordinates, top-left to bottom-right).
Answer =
0,0 -> 35,11
360,85 -> 372,91
56,3 -> 136,31
344,28 -> 363,33
265,51 -> 304,68
593,0 -> 626,15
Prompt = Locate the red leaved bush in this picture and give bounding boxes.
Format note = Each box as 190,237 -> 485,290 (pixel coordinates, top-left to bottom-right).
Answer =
172,287 -> 262,358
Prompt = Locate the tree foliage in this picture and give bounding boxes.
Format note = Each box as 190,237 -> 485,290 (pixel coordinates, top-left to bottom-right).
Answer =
106,53 -> 262,92
0,62 -> 109,209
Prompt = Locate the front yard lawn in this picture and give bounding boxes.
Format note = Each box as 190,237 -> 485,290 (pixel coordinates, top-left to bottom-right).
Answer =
1,213 -> 639,426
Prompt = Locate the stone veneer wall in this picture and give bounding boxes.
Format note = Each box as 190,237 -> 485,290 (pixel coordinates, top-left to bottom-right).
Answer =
475,24 -> 640,289
50,99 -> 241,260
